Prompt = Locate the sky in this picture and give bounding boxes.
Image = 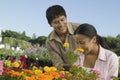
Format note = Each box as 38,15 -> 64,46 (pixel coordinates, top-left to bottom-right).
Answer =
0,0 -> 120,38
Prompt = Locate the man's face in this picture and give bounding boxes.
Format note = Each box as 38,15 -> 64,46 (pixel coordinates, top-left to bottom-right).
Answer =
50,15 -> 68,35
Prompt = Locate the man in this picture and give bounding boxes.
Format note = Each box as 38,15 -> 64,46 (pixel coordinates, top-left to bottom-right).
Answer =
46,5 -> 80,70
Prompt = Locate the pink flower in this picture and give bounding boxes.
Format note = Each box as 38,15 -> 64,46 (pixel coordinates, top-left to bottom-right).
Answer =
110,76 -> 114,79
110,76 -> 118,79
60,74 -> 66,78
0,61 -> 3,75
90,69 -> 100,78
90,69 -> 100,74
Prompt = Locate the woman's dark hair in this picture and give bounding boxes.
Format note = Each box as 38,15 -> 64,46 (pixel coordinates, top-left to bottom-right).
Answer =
46,5 -> 67,24
74,23 -> 110,49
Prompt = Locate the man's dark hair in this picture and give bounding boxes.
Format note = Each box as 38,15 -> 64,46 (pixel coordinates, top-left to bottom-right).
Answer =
46,5 -> 67,24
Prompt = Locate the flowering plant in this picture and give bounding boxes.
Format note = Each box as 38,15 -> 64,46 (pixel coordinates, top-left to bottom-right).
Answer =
63,42 -> 100,80
0,44 -> 100,80
4,55 -> 27,69
2,66 -> 61,80
63,43 -> 84,65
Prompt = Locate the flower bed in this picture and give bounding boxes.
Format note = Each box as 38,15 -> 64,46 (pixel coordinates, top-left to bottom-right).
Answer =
0,53 -> 101,80
1,64 -> 100,80
0,45 -> 119,80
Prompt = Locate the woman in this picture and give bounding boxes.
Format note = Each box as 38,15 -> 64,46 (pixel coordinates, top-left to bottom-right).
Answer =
74,23 -> 119,80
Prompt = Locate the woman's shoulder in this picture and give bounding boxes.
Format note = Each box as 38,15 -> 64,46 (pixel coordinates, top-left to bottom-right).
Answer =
102,46 -> 118,59
99,45 -> 118,59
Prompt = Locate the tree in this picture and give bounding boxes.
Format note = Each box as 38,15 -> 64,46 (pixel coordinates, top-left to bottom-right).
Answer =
36,36 -> 47,46
32,33 -> 36,39
2,30 -> 31,41
104,36 -> 120,56
22,31 -> 26,36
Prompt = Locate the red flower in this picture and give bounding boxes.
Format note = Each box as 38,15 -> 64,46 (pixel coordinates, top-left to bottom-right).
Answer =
9,57 -> 15,63
20,55 -> 26,62
19,55 -> 27,68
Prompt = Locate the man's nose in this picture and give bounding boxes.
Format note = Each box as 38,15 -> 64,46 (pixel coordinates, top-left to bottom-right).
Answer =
58,21 -> 64,26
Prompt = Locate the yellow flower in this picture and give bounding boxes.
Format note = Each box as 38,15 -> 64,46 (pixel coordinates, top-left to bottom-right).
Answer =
75,48 -> 84,53
50,67 -> 57,71
11,61 -> 20,68
34,70 -> 42,75
32,66 -> 38,70
44,66 -> 57,72
63,42 -> 69,48
59,71 -> 65,74
43,66 -> 51,72
65,71 -> 72,77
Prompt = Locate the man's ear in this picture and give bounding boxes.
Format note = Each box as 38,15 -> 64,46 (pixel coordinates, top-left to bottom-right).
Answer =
92,36 -> 97,43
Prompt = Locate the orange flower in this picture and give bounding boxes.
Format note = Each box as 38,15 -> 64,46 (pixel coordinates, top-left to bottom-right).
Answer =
23,69 -> 34,75
45,71 -> 60,79
7,70 -> 22,77
36,74 -> 53,80
24,76 -> 35,80
62,78 -> 67,80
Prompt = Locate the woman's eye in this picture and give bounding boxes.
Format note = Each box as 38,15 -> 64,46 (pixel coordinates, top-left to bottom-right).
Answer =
79,41 -> 85,45
81,42 -> 84,44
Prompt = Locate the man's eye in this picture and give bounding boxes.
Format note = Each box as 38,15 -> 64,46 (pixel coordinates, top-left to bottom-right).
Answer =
53,21 -> 59,24
61,19 -> 64,21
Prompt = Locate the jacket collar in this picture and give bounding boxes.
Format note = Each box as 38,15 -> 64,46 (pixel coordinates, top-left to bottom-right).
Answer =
98,45 -> 107,61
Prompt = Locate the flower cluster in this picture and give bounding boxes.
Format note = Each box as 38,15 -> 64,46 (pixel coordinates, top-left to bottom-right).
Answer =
63,42 -> 84,65
68,65 -> 100,80
2,65 -> 73,80
0,52 -> 100,80
1,63 -> 119,80
4,55 -> 27,69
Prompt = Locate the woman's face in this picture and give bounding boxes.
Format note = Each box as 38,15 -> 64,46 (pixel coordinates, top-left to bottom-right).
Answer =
74,34 -> 96,55
50,15 -> 68,35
